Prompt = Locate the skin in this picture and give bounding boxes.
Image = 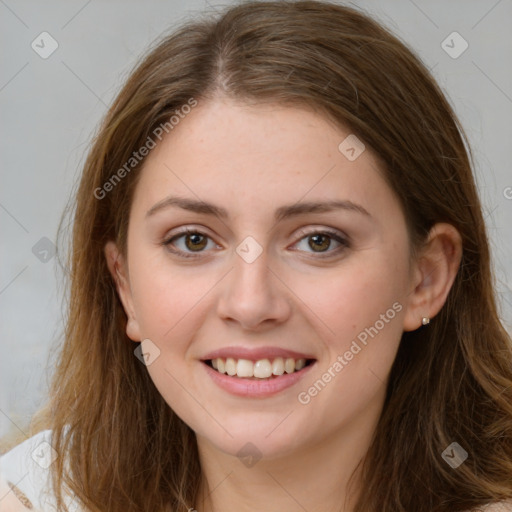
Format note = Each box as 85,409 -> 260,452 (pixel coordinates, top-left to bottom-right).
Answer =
105,96 -> 462,512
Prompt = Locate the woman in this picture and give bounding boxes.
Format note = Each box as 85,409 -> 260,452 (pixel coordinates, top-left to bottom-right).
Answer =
1,1 -> 512,511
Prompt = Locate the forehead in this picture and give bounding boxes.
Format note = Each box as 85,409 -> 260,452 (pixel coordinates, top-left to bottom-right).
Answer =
130,98 -> 398,224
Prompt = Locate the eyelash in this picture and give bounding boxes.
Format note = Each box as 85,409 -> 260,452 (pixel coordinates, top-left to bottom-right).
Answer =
162,227 -> 350,259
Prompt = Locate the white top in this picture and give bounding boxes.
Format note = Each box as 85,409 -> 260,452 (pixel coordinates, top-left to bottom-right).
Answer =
1,430 -> 511,511
0,429 -> 81,512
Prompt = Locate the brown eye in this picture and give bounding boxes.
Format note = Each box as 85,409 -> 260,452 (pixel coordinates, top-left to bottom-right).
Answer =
293,229 -> 349,257
163,229 -> 216,258
183,232 -> 208,251
308,233 -> 332,252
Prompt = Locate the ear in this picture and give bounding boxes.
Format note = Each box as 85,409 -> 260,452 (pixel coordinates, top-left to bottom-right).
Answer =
402,223 -> 462,332
104,241 -> 142,342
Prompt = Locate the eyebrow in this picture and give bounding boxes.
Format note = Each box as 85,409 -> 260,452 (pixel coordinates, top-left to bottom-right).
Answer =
145,196 -> 372,222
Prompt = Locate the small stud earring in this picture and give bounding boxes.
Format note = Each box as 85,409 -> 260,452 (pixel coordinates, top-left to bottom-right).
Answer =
421,317 -> 430,326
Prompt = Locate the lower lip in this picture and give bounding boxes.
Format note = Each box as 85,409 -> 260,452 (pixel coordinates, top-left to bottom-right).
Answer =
202,361 -> 316,398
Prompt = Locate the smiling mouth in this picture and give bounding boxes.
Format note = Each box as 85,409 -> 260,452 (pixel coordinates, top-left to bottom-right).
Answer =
203,357 -> 316,380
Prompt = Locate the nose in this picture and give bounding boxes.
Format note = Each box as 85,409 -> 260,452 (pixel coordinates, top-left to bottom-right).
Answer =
216,243 -> 292,331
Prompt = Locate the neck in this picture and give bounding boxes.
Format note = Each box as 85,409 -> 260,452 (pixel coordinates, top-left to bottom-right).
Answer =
194,387 -> 385,512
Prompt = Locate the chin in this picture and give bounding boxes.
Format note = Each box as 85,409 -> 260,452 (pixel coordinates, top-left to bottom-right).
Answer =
195,419 -> 310,463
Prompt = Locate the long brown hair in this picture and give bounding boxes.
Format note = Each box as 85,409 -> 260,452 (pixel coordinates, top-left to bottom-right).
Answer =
33,1 -> 512,511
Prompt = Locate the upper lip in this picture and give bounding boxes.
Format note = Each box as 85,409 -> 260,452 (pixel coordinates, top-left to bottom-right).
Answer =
201,346 -> 316,361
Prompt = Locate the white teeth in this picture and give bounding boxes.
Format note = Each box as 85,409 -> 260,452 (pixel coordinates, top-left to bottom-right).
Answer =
209,356 -> 311,378
236,359 -> 254,377
225,357 -> 237,376
284,358 -> 296,374
253,359 -> 272,378
272,357 -> 285,376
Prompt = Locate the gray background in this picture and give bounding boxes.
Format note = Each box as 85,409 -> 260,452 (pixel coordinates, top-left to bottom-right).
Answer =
1,0 -> 511,440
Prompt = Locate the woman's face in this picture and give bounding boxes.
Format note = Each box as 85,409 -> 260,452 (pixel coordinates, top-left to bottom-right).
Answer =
111,97 -> 418,460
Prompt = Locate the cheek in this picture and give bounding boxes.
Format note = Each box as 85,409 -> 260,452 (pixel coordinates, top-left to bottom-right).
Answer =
128,247 -> 210,340
298,250 -> 407,349
294,249 -> 408,409
127,258 -> 210,418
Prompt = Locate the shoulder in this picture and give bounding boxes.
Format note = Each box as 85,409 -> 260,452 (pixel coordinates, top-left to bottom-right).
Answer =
0,429 -> 53,511
473,502 -> 512,512
0,429 -> 81,512
0,476 -> 34,511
